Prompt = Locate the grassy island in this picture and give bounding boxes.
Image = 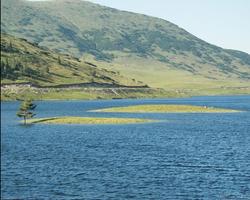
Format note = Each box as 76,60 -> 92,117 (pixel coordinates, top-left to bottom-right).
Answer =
26,116 -> 155,125
92,104 -> 240,113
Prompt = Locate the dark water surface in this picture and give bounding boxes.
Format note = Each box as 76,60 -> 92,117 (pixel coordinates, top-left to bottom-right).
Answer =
1,96 -> 250,199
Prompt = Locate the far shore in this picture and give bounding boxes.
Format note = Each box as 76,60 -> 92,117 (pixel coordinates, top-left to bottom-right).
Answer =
1,83 -> 250,102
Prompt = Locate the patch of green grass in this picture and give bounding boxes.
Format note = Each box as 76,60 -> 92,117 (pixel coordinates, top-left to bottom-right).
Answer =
92,104 -> 240,113
27,116 -> 155,124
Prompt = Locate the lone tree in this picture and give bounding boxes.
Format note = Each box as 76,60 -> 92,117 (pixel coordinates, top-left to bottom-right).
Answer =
17,100 -> 37,125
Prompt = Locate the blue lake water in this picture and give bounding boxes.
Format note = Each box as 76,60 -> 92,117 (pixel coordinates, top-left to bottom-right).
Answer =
1,96 -> 250,199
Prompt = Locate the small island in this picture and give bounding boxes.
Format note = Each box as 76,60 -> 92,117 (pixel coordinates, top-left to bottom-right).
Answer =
92,104 -> 241,113
26,116 -> 155,125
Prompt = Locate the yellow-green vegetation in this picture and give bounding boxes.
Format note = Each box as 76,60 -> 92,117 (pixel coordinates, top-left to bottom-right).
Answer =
92,104 -> 240,113
89,56 -> 250,95
27,117 -> 155,125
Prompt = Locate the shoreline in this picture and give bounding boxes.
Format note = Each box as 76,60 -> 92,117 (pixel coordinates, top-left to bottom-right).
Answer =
2,82 -> 250,102
1,93 -> 250,102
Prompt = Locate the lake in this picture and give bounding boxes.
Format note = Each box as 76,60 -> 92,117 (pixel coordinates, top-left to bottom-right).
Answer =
1,96 -> 250,199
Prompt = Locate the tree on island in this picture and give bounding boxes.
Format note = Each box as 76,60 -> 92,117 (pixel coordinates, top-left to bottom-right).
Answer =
17,100 -> 37,125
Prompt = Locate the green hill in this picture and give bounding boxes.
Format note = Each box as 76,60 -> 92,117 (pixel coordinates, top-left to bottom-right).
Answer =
1,33 -> 144,87
1,0 -> 250,94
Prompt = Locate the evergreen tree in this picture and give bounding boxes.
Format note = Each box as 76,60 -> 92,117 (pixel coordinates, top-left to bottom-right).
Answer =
1,60 -> 6,78
9,41 -> 13,49
58,56 -> 62,65
17,100 -> 37,125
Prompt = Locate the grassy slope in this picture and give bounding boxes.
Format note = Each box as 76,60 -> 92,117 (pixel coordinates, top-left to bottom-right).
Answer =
1,33 -> 145,87
1,0 -> 250,95
92,104 -> 240,113
88,56 -> 250,95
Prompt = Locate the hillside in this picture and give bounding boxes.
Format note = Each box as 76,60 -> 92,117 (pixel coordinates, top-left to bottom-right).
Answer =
2,34 -> 178,100
1,33 -> 144,87
1,0 -> 250,94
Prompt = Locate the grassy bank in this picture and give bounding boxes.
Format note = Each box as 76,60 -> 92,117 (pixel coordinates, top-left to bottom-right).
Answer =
26,116 -> 156,124
92,104 -> 241,113
3,85 -> 250,102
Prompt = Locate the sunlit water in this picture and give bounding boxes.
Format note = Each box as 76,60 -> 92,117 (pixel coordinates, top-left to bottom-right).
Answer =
1,96 -> 250,199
